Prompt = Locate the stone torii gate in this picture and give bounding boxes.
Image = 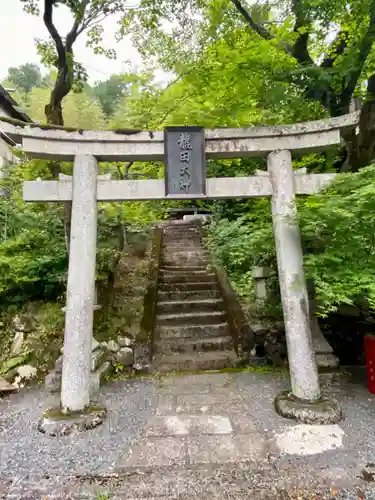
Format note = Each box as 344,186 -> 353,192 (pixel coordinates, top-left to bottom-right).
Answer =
0,113 -> 358,428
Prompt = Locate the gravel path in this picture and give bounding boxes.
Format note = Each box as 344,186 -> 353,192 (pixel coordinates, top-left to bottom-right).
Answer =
0,378 -> 156,481
2,369 -> 375,499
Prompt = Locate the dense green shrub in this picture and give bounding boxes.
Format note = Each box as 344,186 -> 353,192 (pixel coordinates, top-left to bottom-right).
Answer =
208,165 -> 375,315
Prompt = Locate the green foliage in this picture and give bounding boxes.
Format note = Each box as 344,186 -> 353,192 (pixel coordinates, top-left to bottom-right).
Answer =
208,199 -> 274,301
209,165 -> 375,315
299,165 -> 375,313
92,75 -> 129,116
0,352 -> 32,375
22,85 -> 107,127
6,63 -> 43,94
0,196 -> 67,304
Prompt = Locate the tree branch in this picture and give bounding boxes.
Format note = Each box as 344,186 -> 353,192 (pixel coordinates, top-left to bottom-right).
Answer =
290,0 -> 314,66
116,161 -> 134,179
230,0 -> 316,66
320,31 -> 348,68
230,0 -> 274,41
66,0 -> 90,50
79,12 -> 111,35
43,0 -> 65,63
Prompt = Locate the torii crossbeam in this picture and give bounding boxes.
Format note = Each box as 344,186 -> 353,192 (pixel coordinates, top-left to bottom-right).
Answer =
0,113 -> 358,426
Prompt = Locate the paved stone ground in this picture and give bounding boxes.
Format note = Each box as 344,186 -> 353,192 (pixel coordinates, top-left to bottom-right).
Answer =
2,369 -> 375,498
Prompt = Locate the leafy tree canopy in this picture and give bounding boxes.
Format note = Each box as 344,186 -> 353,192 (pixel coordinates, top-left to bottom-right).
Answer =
121,0 -> 375,170
6,63 -> 43,93
20,0 -> 128,124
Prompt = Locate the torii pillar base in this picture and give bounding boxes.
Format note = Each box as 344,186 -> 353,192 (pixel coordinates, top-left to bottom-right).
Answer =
38,403 -> 107,437
275,392 -> 342,424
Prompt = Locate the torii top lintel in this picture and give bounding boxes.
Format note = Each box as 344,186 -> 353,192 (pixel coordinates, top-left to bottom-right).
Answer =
0,112 -> 359,162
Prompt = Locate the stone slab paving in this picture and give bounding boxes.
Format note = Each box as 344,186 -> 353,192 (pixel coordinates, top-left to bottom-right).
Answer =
2,369 -> 375,498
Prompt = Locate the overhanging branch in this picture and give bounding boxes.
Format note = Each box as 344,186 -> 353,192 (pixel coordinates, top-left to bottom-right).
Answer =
291,0 -> 314,66
321,31 -> 348,68
43,0 -> 65,62
230,0 -> 294,56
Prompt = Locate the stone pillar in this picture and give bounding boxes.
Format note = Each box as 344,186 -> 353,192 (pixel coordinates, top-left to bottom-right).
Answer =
252,266 -> 270,307
307,280 -> 339,369
267,150 -> 320,401
61,155 -> 98,412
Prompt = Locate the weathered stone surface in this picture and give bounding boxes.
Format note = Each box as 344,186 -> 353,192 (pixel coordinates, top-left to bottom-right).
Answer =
54,355 -> 63,374
91,337 -> 101,352
274,391 -> 343,424
103,340 -> 119,352
268,149 -> 320,400
60,155 -> 98,413
11,315 -> 34,333
45,369 -> 62,393
91,348 -> 106,372
133,344 -> 150,372
187,434 -> 267,464
252,266 -> 271,279
60,336 -> 100,355
316,353 -> 340,369
117,336 -> 133,347
0,376 -> 18,393
264,330 -> 287,366
10,331 -> 24,356
274,424 -> 345,456
115,347 -> 133,367
16,365 -> 37,380
310,315 -> 339,368
1,367 -> 18,383
38,404 -> 107,436
89,361 -> 112,397
154,351 -> 237,373
251,323 -> 268,336
145,415 -> 233,437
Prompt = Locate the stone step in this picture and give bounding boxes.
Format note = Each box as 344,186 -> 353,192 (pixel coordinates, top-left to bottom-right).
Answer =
163,243 -> 203,249
157,298 -> 224,314
158,289 -> 221,301
155,335 -> 233,354
163,241 -> 205,246
164,225 -> 199,229
163,242 -> 203,247
156,310 -> 227,326
160,273 -> 217,284
162,258 -> 211,267
156,323 -> 228,339
163,232 -> 200,238
164,233 -> 202,238
159,281 -> 219,292
163,250 -> 209,258
160,269 -> 212,278
161,265 -> 210,272
163,224 -> 199,230
152,350 -> 237,373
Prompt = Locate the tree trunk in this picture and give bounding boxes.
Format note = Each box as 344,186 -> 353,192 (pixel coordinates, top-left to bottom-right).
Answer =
44,63 -> 74,251
340,74 -> 375,172
45,102 -> 64,126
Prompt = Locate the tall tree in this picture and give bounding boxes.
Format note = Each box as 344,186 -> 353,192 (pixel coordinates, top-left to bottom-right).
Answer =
7,63 -> 43,93
122,0 -> 375,171
21,0 -> 126,125
92,74 -> 129,116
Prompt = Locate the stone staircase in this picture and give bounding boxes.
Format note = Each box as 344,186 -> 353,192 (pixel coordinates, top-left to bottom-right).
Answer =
152,221 -> 237,372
